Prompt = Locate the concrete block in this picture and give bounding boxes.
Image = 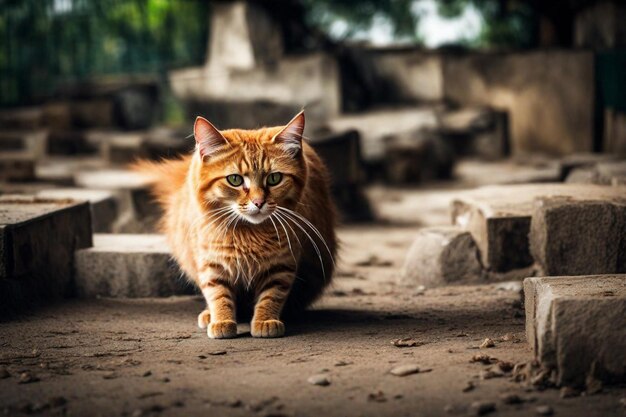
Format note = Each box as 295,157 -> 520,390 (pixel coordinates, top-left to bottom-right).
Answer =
0,197 -> 92,315
524,275 -> 626,387
74,234 -> 192,297
36,188 -> 119,233
451,184 -> 625,272
530,197 -> 626,276
401,226 -> 484,287
0,152 -> 36,182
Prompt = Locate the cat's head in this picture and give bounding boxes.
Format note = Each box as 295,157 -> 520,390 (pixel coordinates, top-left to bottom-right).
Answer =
192,112 -> 307,225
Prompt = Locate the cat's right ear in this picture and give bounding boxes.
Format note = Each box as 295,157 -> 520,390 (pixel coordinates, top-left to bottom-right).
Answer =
194,116 -> 228,160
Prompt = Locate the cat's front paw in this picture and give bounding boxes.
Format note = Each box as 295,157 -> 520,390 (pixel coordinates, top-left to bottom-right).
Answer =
197,309 -> 211,329
251,319 -> 285,338
207,320 -> 237,339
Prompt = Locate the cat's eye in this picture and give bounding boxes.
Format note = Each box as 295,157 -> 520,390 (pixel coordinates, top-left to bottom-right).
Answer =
226,174 -> 244,187
267,172 -> 283,186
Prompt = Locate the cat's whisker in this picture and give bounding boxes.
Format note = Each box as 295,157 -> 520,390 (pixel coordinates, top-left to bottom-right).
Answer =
271,213 -> 297,265
274,211 -> 303,252
277,206 -> 335,267
275,210 -> 326,280
269,217 -> 282,248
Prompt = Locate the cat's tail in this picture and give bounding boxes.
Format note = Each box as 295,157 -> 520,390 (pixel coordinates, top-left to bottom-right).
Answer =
129,157 -> 191,205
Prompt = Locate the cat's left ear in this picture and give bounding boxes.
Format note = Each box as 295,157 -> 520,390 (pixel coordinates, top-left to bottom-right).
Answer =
194,116 -> 228,160
272,111 -> 304,157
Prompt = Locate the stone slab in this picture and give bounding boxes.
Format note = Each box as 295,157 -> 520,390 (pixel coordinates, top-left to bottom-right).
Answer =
0,197 -> 92,315
74,234 -> 193,298
401,226 -> 483,287
451,184 -> 626,272
530,197 -> 626,276
524,275 -> 626,387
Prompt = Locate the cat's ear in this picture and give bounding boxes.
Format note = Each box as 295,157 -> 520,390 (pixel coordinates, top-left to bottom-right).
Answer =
194,116 -> 228,160
272,111 -> 304,157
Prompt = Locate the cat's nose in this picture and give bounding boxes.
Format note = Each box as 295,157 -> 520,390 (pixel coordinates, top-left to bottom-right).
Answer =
252,198 -> 265,208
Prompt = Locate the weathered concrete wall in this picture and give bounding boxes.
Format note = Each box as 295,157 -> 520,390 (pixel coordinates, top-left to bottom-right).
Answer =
364,48 -> 444,103
443,51 -> 595,156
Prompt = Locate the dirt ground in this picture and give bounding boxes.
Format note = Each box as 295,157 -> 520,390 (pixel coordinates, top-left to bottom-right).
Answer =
1,197 -> 625,417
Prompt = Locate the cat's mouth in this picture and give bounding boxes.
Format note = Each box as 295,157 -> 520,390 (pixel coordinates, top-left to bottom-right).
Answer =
240,211 -> 271,224
236,204 -> 274,225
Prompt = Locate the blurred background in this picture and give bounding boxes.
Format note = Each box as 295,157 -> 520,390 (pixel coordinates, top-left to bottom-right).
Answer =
1,3 -> 626,415
0,0 -> 625,226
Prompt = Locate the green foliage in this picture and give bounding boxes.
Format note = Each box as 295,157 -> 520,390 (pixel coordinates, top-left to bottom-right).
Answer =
0,0 -> 209,107
303,0 -> 537,49
301,0 -> 420,40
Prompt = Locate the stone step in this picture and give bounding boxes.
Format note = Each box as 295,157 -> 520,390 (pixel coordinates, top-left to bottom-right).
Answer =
451,184 -> 626,272
524,275 -> 626,388
0,197 -> 93,316
74,234 -> 194,298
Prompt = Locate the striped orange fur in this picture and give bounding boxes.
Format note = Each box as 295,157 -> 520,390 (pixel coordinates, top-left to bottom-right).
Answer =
134,112 -> 337,338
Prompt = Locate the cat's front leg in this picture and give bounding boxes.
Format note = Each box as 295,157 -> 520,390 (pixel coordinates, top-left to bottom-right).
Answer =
251,266 -> 295,338
199,275 -> 238,339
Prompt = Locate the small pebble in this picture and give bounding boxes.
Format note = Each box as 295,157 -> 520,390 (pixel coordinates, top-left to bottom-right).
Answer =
18,372 -> 39,384
559,386 -> 579,398
209,351 -> 227,356
142,371 -> 152,377
497,360 -> 514,372
334,360 -> 351,367
390,364 -> 421,376
462,381 -> 475,393
0,368 -> 10,379
307,374 -> 330,386
535,405 -> 554,416
471,401 -> 496,416
48,397 -> 68,408
480,370 -> 504,380
479,338 -> 495,349
367,391 -> 386,402
500,393 -> 524,404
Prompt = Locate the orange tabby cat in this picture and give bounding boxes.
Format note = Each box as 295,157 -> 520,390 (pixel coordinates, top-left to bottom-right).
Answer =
136,112 -> 336,338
